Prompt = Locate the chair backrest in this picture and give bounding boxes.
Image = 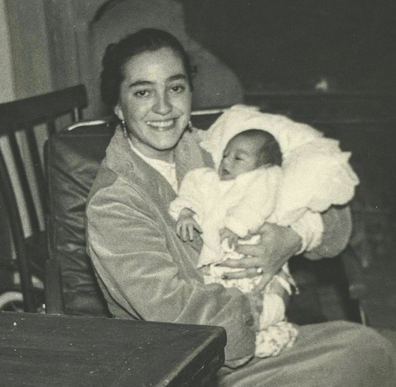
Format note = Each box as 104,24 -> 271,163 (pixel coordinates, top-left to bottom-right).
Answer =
45,110 -> 223,316
0,85 -> 87,312
244,91 -> 396,128
46,121 -> 115,316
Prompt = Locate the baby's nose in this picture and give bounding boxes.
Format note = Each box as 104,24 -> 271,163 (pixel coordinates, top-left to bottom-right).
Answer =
222,157 -> 230,167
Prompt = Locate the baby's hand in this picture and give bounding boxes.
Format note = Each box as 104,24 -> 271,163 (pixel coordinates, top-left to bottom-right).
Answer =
176,208 -> 202,241
220,228 -> 239,249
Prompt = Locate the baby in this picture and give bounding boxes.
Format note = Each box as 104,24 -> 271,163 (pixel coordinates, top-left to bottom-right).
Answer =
170,106 -> 359,358
170,129 -> 299,358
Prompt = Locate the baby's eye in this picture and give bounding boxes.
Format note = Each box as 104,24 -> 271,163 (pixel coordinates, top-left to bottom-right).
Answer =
235,156 -> 242,161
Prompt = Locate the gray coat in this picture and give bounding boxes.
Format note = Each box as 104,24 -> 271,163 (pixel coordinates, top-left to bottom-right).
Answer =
86,126 -> 353,366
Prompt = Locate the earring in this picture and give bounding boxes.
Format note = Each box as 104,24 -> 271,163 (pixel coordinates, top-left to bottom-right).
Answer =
187,120 -> 193,132
121,120 -> 128,137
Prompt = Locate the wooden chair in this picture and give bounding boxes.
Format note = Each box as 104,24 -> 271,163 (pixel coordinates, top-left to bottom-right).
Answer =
45,119 -> 114,316
0,85 -> 88,313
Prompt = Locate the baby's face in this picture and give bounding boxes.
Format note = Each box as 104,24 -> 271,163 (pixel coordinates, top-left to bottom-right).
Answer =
218,136 -> 261,180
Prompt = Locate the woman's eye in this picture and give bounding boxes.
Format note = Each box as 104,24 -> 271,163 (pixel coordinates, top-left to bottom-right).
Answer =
170,85 -> 185,93
134,90 -> 149,97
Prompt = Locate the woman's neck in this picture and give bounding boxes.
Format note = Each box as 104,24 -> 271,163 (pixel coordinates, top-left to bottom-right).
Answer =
127,135 -> 175,163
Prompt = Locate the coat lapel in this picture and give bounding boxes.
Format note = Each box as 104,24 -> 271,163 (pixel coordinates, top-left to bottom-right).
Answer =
104,127 -> 213,254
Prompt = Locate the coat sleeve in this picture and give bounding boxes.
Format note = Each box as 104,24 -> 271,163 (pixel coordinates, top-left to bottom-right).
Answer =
304,205 -> 352,260
86,174 -> 258,365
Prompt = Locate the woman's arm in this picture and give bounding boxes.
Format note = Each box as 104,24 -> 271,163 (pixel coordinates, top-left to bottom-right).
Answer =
219,205 -> 352,290
304,205 -> 352,260
86,176 -> 258,364
221,222 -> 301,290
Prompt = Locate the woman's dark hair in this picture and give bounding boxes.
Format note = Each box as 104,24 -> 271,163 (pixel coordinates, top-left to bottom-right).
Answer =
234,129 -> 283,167
100,28 -> 194,108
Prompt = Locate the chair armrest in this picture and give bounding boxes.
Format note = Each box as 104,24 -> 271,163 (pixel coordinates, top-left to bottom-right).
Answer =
44,259 -> 65,315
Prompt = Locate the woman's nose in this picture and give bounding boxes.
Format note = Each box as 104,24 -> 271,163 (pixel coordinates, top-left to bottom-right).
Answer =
153,93 -> 172,115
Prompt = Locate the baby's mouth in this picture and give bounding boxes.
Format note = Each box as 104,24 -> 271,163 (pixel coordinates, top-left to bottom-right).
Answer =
220,167 -> 231,180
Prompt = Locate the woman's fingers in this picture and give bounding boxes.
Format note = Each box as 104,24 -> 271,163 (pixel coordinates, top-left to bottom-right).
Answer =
221,267 -> 263,280
218,256 -> 260,268
235,243 -> 263,257
219,265 -> 274,287
235,223 -> 301,279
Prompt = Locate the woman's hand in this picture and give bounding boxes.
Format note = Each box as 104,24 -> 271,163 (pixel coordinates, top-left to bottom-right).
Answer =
218,223 -> 302,291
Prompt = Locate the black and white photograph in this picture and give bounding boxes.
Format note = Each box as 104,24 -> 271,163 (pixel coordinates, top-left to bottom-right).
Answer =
0,1 -> 395,385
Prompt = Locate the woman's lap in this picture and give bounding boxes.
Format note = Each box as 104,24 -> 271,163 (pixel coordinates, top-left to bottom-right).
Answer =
216,321 -> 396,387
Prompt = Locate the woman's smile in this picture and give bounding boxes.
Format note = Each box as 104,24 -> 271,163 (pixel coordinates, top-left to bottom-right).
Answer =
146,118 -> 178,130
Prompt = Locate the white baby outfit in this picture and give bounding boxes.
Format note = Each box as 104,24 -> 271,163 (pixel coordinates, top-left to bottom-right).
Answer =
170,106 -> 359,358
169,165 -> 299,357
170,166 -> 282,267
199,105 -> 359,230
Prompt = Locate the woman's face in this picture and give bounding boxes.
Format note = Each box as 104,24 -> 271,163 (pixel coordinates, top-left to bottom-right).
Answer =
115,47 -> 192,161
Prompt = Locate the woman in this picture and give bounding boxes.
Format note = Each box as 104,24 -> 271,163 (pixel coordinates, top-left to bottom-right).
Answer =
86,28 -> 395,386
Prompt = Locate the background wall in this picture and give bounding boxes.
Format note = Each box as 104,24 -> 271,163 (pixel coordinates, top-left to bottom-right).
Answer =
2,0 -> 396,101
4,0 -> 52,99
84,0 -> 244,117
0,0 -> 14,103
182,0 -> 396,92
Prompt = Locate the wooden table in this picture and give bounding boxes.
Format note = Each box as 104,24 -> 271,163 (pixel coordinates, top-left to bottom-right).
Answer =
0,312 -> 226,387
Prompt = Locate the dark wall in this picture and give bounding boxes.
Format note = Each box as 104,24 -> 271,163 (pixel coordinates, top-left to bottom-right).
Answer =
181,0 -> 396,91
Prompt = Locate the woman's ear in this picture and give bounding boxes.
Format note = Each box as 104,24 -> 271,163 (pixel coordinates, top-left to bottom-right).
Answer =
114,105 -> 124,121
